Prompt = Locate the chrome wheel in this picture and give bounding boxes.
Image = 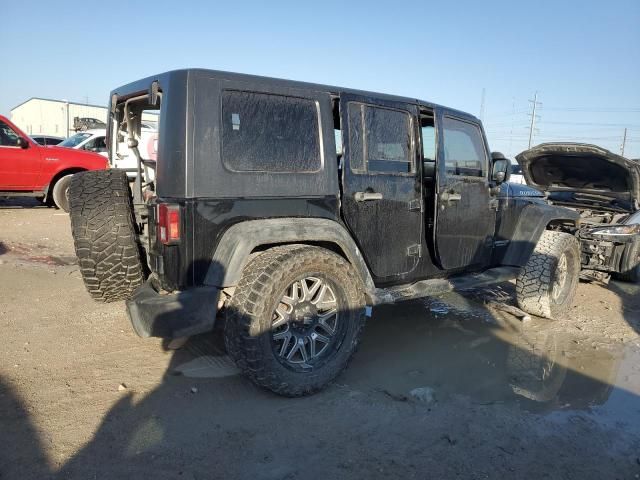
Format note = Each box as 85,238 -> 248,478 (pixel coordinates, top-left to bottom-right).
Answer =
271,276 -> 341,368
552,253 -> 568,302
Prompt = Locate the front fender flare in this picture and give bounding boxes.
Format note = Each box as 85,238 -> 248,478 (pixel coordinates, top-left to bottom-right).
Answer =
203,218 -> 376,296
502,203 -> 580,267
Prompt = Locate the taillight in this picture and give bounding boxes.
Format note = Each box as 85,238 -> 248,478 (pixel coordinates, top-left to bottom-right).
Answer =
157,203 -> 181,245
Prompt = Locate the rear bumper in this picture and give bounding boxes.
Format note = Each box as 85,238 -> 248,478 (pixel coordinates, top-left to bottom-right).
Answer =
125,277 -> 220,338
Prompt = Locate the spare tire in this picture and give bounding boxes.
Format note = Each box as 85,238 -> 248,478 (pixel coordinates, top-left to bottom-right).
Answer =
68,169 -> 146,302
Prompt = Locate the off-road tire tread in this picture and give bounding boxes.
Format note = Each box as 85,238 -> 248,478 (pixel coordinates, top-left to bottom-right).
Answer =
516,230 -> 580,319
68,169 -> 145,302
224,245 -> 366,397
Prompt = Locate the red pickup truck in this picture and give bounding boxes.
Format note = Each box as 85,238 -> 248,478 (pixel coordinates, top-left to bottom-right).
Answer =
0,114 -> 107,211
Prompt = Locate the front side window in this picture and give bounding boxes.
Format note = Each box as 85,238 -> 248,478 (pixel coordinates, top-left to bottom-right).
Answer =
0,121 -> 20,147
221,91 -> 321,173
442,117 -> 487,177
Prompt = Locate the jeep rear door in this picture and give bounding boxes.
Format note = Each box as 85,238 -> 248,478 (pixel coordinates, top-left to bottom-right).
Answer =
434,114 -> 495,270
339,95 -> 422,280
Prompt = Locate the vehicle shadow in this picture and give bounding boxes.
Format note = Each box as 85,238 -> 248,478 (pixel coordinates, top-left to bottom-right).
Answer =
0,377 -> 51,478
0,197 -> 48,209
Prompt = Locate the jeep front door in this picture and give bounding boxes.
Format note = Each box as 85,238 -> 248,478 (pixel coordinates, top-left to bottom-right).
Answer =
435,115 -> 495,270
340,96 -> 422,279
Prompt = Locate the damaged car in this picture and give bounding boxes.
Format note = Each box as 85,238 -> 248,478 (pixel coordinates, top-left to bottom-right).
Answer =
517,143 -> 640,282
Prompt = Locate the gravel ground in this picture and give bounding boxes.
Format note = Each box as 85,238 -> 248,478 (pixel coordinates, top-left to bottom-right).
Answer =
1,198 -> 639,479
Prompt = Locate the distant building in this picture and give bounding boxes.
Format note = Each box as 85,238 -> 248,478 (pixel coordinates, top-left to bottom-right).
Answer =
10,97 -> 157,138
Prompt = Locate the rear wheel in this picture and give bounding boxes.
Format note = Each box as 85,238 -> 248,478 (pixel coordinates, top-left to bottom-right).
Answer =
68,169 -> 146,302
224,246 -> 366,396
516,231 -> 580,319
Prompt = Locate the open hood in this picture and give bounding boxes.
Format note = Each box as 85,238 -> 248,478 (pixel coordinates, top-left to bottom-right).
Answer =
516,143 -> 640,213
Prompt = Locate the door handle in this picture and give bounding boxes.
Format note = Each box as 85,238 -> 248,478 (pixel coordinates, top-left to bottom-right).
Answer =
355,191 -> 383,202
440,192 -> 462,203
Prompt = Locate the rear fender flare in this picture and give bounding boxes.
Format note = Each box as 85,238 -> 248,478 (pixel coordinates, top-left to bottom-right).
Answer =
203,218 -> 376,298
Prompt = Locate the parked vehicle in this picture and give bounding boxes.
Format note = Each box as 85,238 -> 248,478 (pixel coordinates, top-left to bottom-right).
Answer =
112,124 -> 157,177
31,135 -> 64,146
69,69 -> 581,396
0,115 -> 107,211
73,117 -> 106,131
517,143 -> 640,282
510,160 -> 526,184
58,129 -> 108,157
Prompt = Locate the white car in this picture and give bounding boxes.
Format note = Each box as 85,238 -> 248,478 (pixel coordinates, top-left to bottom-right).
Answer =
112,125 -> 158,178
510,160 -> 526,184
57,129 -> 108,157
59,126 -> 158,178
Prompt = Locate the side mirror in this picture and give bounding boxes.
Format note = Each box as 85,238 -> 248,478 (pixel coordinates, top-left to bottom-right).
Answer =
491,153 -> 511,184
16,137 -> 29,149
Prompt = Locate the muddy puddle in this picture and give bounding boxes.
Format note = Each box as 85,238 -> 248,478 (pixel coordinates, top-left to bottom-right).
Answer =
347,290 -> 640,435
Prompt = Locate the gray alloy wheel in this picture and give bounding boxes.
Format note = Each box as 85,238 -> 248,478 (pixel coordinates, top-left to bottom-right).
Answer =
271,276 -> 346,369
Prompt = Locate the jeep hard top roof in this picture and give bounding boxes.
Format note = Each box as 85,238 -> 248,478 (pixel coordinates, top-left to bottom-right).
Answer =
109,68 -> 477,122
108,69 -> 481,200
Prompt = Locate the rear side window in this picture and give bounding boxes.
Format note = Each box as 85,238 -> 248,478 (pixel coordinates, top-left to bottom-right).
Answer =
222,91 -> 322,173
442,117 -> 487,177
348,102 -> 413,174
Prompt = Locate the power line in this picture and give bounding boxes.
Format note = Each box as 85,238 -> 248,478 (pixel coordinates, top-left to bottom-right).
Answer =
539,120 -> 640,128
540,107 -> 640,113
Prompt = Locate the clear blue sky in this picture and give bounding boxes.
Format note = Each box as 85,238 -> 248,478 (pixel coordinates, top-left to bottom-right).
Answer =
2,0 -> 639,157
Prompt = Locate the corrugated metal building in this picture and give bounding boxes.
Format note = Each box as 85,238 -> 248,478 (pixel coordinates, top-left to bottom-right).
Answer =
10,98 -> 157,138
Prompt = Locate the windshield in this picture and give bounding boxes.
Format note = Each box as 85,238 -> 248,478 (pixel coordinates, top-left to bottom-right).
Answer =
59,132 -> 92,148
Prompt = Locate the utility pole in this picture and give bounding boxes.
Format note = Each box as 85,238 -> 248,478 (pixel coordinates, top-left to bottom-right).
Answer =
479,88 -> 486,123
621,128 -> 627,157
527,92 -> 541,149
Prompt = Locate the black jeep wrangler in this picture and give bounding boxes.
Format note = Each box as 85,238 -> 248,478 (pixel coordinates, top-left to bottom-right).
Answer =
69,69 -> 581,396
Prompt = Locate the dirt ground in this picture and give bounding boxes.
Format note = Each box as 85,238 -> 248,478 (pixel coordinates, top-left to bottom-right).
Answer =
1,198 -> 639,479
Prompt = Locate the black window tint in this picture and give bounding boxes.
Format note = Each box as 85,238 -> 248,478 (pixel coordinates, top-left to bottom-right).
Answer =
442,117 -> 487,177
0,121 -> 20,147
365,107 -> 412,174
222,91 -> 321,173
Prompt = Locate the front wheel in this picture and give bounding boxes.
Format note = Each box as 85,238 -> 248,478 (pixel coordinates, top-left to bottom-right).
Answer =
224,245 -> 366,397
51,174 -> 73,212
612,240 -> 640,283
516,231 -> 581,319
